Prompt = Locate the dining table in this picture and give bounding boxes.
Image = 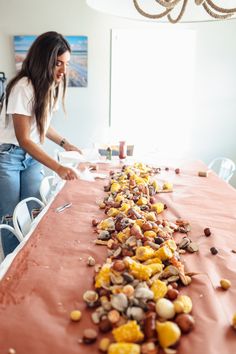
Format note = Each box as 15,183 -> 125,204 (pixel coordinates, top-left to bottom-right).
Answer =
0,158 -> 235,354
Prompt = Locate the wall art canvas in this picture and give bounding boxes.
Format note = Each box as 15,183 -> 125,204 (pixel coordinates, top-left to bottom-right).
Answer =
13,35 -> 88,87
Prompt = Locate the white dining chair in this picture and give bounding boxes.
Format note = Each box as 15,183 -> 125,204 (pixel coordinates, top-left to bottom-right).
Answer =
12,197 -> 45,241
208,157 -> 236,183
39,175 -> 58,204
0,224 -> 22,261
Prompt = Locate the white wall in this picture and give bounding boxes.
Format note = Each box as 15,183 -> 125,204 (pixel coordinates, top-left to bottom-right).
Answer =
0,0 -> 236,186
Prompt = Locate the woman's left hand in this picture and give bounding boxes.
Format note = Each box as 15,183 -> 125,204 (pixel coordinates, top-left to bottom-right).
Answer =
46,127 -> 83,154
64,142 -> 82,154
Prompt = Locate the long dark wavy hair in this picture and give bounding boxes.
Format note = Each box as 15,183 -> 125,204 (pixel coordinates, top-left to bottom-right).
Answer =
6,31 -> 71,142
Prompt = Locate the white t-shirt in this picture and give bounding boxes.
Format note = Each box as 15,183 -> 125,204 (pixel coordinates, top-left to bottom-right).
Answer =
0,77 -> 52,146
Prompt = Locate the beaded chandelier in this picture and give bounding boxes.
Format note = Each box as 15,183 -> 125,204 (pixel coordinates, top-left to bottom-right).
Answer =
86,0 -> 236,24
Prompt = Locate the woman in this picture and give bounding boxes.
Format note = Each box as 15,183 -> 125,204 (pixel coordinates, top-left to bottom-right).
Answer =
0,31 -> 81,256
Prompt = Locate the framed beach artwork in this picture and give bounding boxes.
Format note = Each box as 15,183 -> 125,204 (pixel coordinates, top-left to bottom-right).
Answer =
13,35 -> 88,87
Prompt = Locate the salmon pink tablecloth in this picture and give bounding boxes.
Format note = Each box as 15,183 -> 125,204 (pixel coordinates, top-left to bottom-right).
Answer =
0,160 -> 235,354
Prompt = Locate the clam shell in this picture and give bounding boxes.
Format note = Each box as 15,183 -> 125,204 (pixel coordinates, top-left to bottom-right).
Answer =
150,273 -> 161,282
146,241 -> 160,250
160,265 -> 179,279
91,311 -> 101,324
83,290 -> 99,306
125,236 -> 138,247
134,287 -> 154,300
179,237 -> 191,249
136,239 -> 143,247
166,275 -> 180,283
111,293 -> 128,312
132,279 -> 140,288
87,256 -> 96,266
112,247 -> 122,258
123,272 -> 134,283
126,306 -> 145,321
98,231 -> 111,240
164,348 -> 177,354
101,301 -> 112,311
186,242 -> 199,253
137,299 -> 149,310
179,273 -> 192,286
135,282 -> 149,289
94,306 -> 106,317
100,296 -> 112,311
110,273 -> 124,285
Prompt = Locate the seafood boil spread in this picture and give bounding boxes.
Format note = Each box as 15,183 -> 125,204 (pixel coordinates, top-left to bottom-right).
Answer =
0,161 -> 235,354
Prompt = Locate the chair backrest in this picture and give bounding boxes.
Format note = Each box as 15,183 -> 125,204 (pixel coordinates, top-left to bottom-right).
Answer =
208,157 -> 236,183
40,175 -> 57,204
0,224 -> 21,240
12,197 -> 45,241
0,224 -> 22,261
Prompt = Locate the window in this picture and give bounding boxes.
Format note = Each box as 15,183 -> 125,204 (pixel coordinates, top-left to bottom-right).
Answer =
110,29 -> 196,160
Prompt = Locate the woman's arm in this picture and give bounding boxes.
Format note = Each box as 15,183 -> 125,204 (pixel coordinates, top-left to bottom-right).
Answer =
13,114 -> 78,180
46,125 -> 82,153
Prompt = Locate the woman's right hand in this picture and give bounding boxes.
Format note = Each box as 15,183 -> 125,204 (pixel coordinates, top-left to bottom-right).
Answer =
56,165 -> 79,180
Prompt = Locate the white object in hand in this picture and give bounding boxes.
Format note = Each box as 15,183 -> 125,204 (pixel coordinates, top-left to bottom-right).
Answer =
55,202 -> 72,213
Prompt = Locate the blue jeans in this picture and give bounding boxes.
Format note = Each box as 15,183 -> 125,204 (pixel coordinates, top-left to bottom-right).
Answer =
0,144 -> 43,257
